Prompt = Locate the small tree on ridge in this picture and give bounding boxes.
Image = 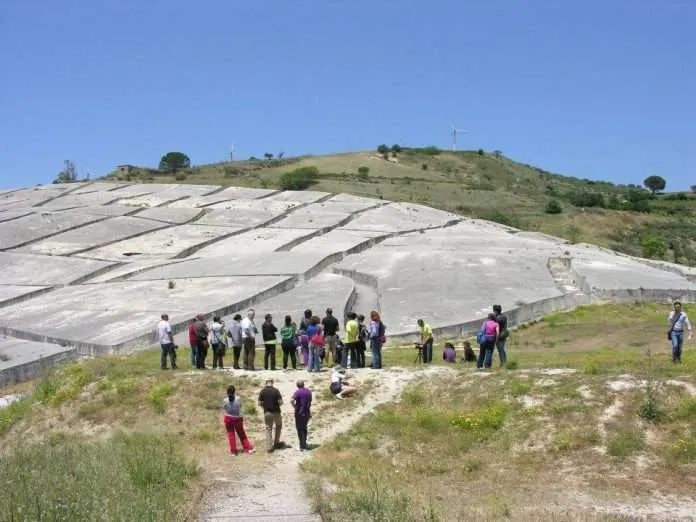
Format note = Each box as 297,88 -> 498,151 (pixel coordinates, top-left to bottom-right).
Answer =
643,175 -> 666,195
159,152 -> 191,173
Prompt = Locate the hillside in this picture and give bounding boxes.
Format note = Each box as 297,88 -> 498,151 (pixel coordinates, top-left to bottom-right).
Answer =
104,148 -> 696,265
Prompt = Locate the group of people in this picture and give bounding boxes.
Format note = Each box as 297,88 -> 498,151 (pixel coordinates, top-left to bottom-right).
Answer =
223,365 -> 356,455
159,307 -> 388,373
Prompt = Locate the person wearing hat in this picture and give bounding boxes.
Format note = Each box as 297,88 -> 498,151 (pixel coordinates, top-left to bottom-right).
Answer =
321,308 -> 340,366
329,365 -> 355,400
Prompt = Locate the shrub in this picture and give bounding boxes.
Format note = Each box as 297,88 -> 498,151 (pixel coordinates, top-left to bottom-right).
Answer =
545,199 -> 562,214
357,166 -> 370,181
376,144 -> 389,155
391,144 -> 401,153
565,190 -> 605,208
279,166 -> 319,190
607,426 -> 646,457
477,149 -> 484,156
174,172 -> 187,181
664,192 -> 688,201
421,163 -> 428,170
640,234 -> 667,259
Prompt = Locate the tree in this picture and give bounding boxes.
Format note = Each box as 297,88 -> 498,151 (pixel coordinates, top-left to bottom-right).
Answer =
377,144 -> 389,159
391,144 -> 402,154
545,199 -> 562,214
691,184 -> 696,194
53,160 -> 78,184
264,152 -> 274,160
159,152 -> 191,173
643,175 -> 666,194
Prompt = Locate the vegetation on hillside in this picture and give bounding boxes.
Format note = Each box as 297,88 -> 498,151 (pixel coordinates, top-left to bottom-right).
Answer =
102,146 -> 696,265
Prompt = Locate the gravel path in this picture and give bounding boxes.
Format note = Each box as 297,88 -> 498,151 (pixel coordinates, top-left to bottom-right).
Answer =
198,366 -> 451,521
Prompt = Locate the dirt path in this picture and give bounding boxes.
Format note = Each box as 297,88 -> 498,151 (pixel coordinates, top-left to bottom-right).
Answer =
198,365 -> 451,521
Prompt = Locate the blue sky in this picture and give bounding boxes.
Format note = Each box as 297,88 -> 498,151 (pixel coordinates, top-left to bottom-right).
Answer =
0,0 -> 693,189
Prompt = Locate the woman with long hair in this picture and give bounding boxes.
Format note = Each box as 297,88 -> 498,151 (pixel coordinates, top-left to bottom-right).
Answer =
223,385 -> 255,455
368,310 -> 385,369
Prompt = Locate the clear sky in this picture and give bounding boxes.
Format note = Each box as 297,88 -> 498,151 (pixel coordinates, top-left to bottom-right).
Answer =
0,0 -> 693,189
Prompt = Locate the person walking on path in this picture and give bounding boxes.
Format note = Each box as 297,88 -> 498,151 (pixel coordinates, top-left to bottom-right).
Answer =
322,308 -> 340,366
223,385 -> 255,455
280,315 -> 298,370
668,301 -> 693,364
262,314 -> 279,370
227,314 -> 243,370
343,312 -> 359,369
291,380 -> 312,451
157,314 -> 177,370
306,317 -> 324,373
210,316 -> 226,370
417,319 -> 434,363
241,309 -> 257,370
258,379 -> 284,452
476,313 -> 500,370
188,317 -> 197,367
493,304 -> 509,366
369,311 -> 385,369
356,315 -> 368,368
195,314 -> 210,370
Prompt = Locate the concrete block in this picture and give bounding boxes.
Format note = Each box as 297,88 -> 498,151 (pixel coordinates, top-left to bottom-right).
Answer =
0,337 -> 76,386
0,251 -> 115,285
0,211 -> 106,250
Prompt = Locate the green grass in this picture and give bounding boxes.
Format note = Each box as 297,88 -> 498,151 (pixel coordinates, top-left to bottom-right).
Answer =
103,148 -> 696,265
0,432 -> 198,522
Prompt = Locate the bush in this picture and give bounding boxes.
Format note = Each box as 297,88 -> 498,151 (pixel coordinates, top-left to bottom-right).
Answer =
391,144 -> 401,153
174,172 -> 187,181
664,192 -> 688,201
545,199 -> 562,214
279,166 -> 319,190
640,234 -> 667,259
477,149 -> 484,156
357,166 -> 370,181
0,433 -> 198,522
565,190 -> 605,208
421,163 -> 428,170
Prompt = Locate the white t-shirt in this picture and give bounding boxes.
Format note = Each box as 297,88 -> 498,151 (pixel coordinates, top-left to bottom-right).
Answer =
331,370 -> 345,384
241,317 -> 256,338
157,320 -> 172,344
669,311 -> 692,332
210,321 -> 225,344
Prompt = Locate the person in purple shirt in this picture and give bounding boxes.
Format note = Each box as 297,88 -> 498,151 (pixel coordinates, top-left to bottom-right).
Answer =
291,380 -> 313,451
442,342 -> 456,363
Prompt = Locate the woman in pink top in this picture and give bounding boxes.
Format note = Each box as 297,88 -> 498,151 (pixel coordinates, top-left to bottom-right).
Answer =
477,313 -> 500,369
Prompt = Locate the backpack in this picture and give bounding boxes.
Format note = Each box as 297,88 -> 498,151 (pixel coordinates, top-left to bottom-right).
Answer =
379,322 -> 387,345
475,326 -> 486,345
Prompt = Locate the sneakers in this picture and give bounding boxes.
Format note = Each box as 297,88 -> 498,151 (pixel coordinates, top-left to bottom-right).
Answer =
247,449 -> 256,454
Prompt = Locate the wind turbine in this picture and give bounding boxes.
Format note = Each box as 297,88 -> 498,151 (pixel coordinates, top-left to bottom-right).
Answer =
229,142 -> 235,162
451,125 -> 467,151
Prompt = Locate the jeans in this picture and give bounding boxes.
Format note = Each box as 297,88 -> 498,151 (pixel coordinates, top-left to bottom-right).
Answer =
232,345 -> 242,369
422,338 -> 433,363
370,338 -> 382,369
224,416 -> 253,453
264,343 -> 277,370
211,343 -> 225,369
309,343 -> 322,372
496,337 -> 508,365
477,340 -> 495,369
243,338 -> 256,370
282,340 -> 297,369
160,343 -> 176,369
671,331 -> 684,363
195,340 -> 208,369
189,343 -> 197,366
295,413 -> 310,450
264,411 -> 282,452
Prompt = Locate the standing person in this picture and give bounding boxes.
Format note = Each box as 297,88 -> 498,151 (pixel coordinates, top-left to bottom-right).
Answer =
227,314 -> 243,370
297,328 -> 310,368
476,313 -> 500,370
668,301 -> 693,364
369,311 -> 385,369
210,316 -> 226,370
223,385 -> 255,455
241,309 -> 257,371
493,305 -> 509,366
306,317 -> 324,373
343,312 -> 359,369
299,309 -> 312,331
280,315 -> 298,370
262,314 -> 279,371
321,308 -> 340,366
157,314 -> 177,370
258,379 -> 284,453
195,314 -> 210,370
291,380 -> 312,451
356,315 -> 368,368
188,318 -> 197,368
417,319 -> 434,364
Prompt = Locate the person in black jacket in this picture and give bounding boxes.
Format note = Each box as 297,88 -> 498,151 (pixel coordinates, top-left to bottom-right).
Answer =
262,314 -> 279,370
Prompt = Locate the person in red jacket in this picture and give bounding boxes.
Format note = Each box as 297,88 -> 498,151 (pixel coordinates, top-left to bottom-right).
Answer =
188,317 -> 197,367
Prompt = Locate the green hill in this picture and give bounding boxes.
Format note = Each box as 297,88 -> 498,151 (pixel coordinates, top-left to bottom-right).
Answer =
104,147 -> 696,265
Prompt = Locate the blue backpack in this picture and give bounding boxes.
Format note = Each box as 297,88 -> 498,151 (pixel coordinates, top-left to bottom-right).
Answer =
475,326 -> 486,345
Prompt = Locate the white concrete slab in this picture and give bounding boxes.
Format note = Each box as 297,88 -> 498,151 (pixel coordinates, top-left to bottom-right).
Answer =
167,196 -> 237,209
267,204 -> 352,229
212,186 -> 279,200
290,229 -> 385,253
16,216 -> 170,256
84,259 -> 197,283
69,182 -> 128,194
263,190 -> 331,204
326,193 -> 383,211
133,207 -> 202,224
195,228 -> 317,257
0,251 -> 115,285
0,212 -> 106,250
0,276 -> 293,348
0,285 -> 50,306
112,185 -> 221,207
76,224 -> 242,261
0,337 -> 75,386
342,202 -> 461,232
196,203 -> 294,228
52,205 -> 137,217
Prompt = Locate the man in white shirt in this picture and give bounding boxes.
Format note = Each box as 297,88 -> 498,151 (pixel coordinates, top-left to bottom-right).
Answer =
241,309 -> 258,370
668,301 -> 693,364
157,313 -> 177,370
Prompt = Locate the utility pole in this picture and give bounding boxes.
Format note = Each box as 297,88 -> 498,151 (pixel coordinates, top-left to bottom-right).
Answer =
451,124 -> 467,151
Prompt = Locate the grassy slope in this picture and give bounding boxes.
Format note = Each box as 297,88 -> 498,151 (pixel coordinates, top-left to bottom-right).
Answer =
105,149 -> 696,265
302,303 -> 696,521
